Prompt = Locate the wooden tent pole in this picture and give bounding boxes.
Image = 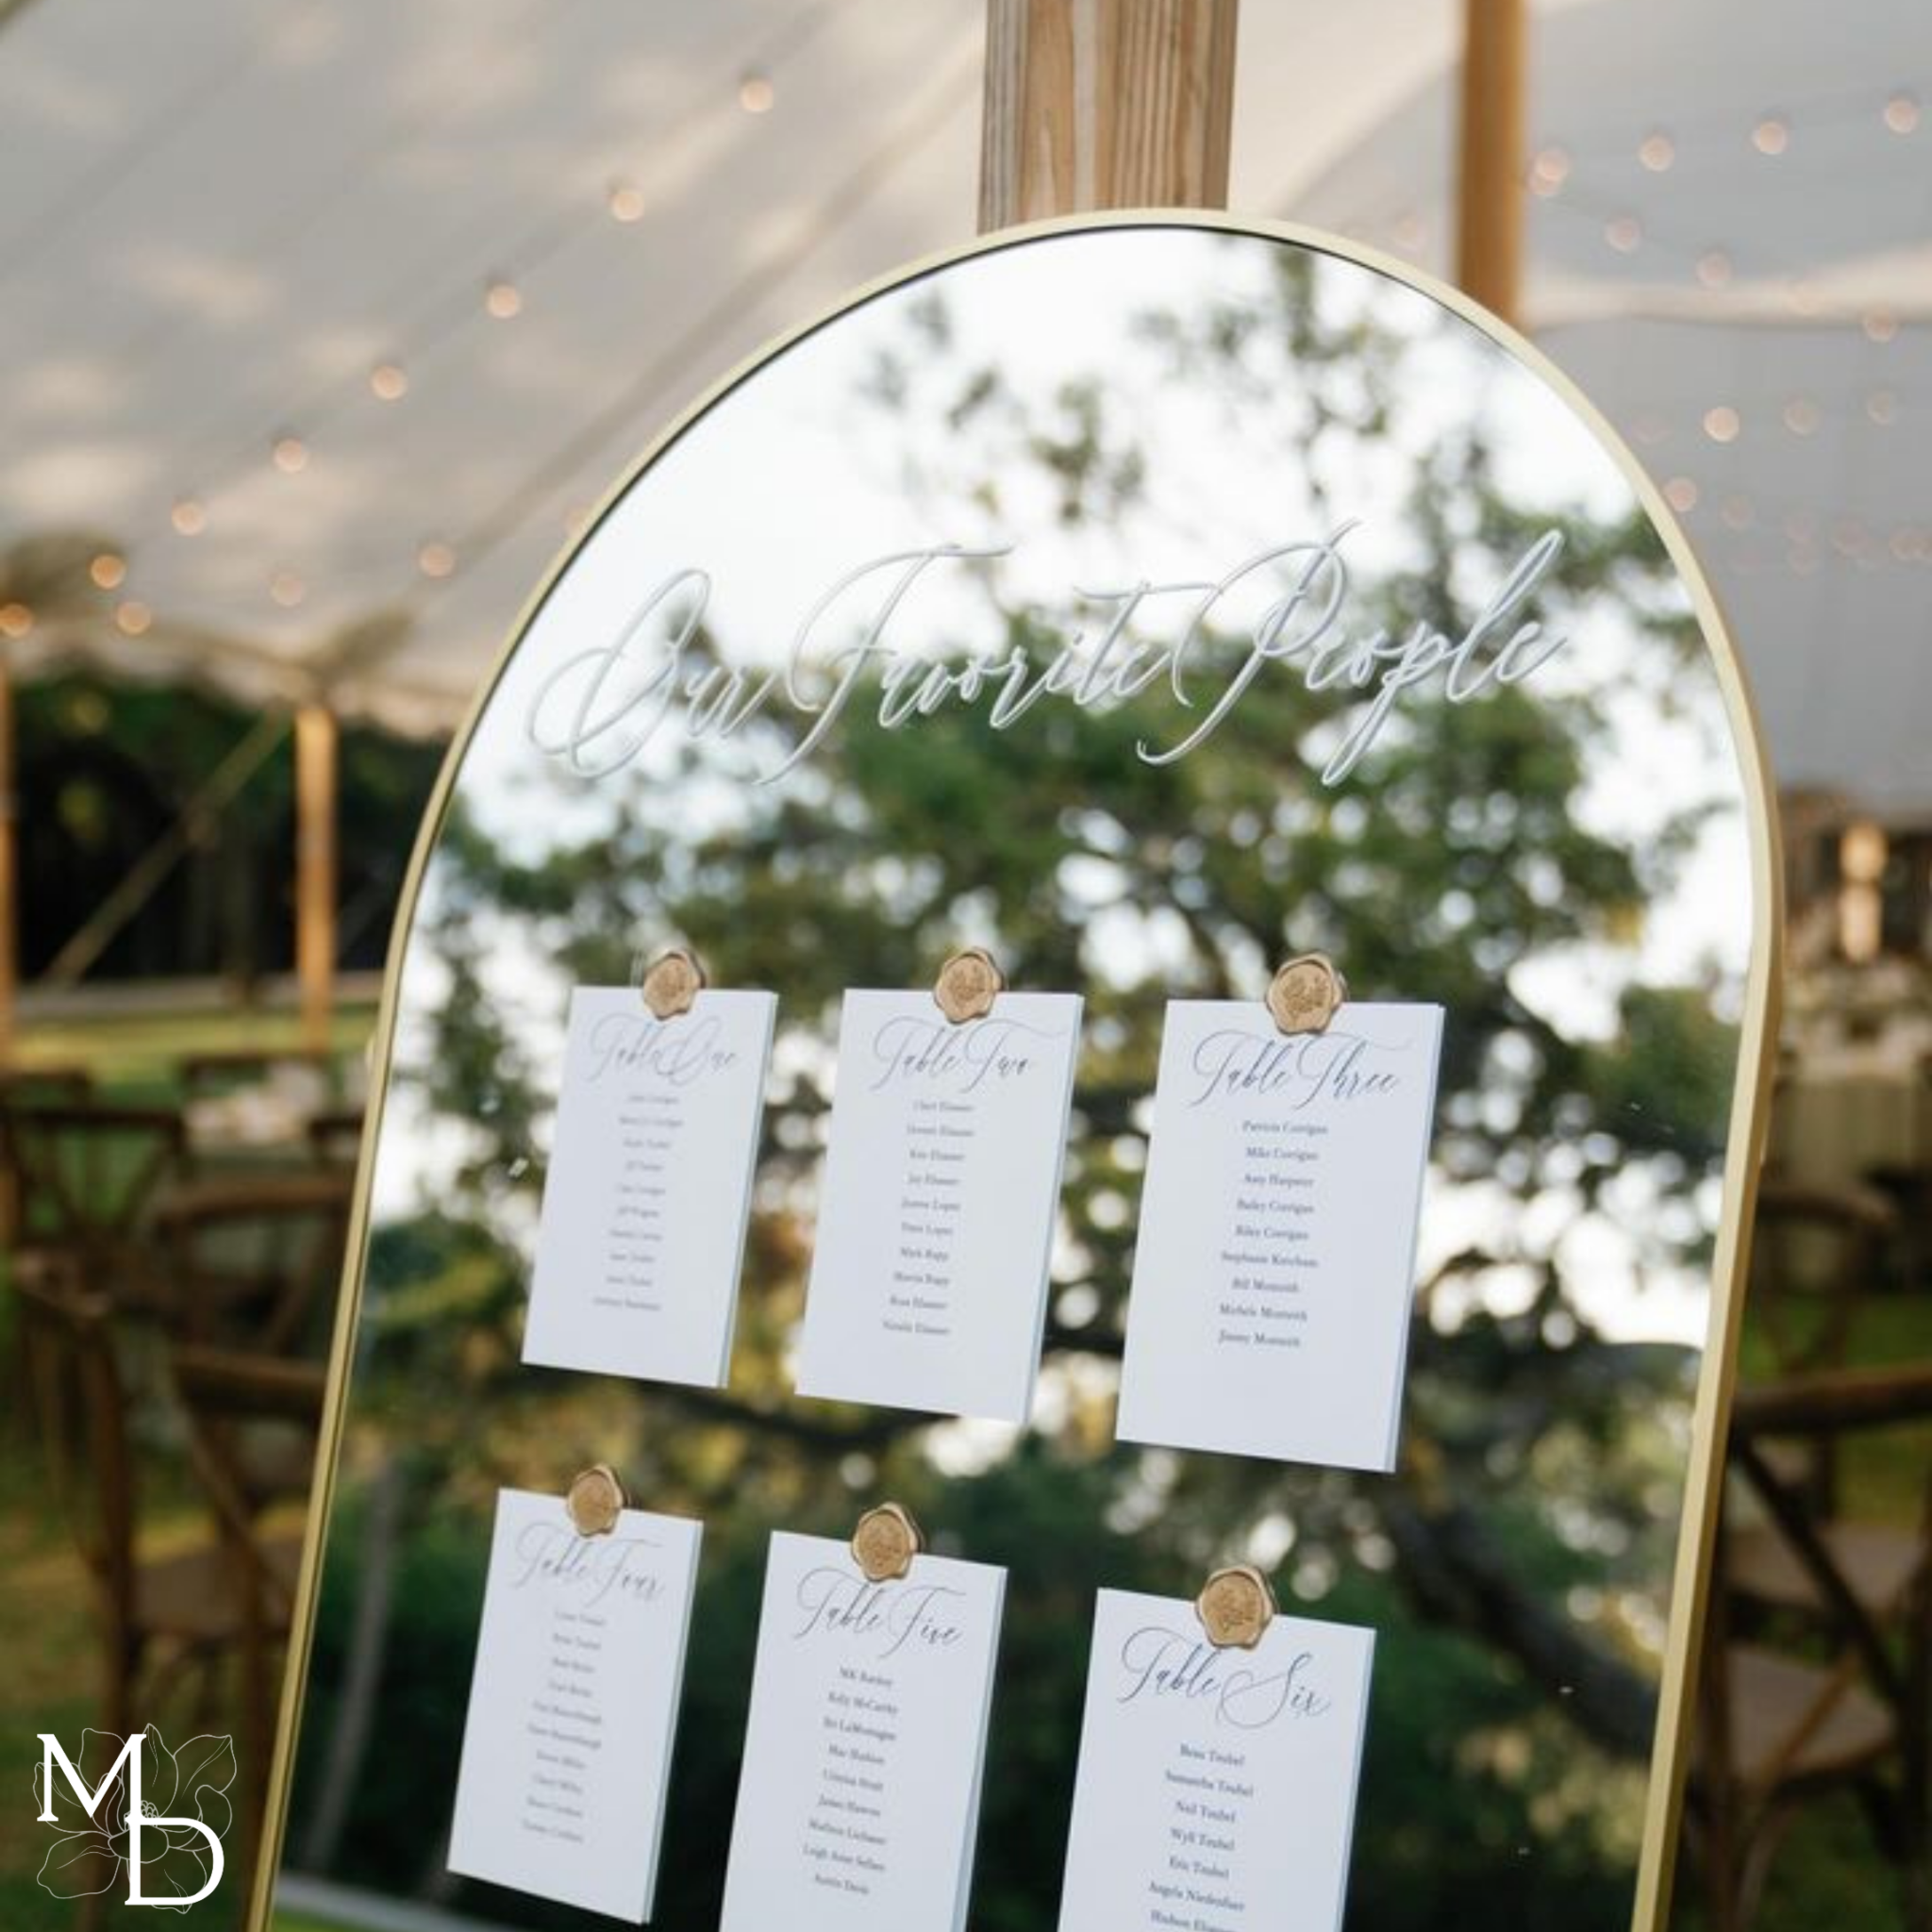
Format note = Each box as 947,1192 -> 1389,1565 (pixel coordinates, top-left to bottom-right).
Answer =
978,0 -> 1239,231
0,658 -> 15,1060
294,703 -> 338,1052
1455,0 -> 1527,324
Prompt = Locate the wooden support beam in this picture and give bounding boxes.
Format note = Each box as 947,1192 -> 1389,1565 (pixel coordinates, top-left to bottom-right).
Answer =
294,703 -> 338,1053
979,0 -> 1239,232
1455,0 -> 1527,325
0,658 -> 14,1060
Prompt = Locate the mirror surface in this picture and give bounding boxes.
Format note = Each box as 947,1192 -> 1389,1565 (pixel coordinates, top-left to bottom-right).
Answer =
270,224 -> 1768,1932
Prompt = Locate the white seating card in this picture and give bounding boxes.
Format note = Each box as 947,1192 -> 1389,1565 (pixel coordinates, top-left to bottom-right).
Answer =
1117,1001 -> 1443,1472
1057,1589 -> 1375,1932
796,989 -> 1083,1423
446,1490 -> 703,1923
523,985 -> 776,1388
720,1530 -> 1007,1932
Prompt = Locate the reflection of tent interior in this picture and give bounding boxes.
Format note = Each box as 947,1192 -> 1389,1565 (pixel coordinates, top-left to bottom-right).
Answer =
1784,794 -> 1932,967
3,0 -> 1927,1045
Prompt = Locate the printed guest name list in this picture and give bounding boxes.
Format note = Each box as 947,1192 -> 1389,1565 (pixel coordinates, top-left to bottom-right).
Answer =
1057,1590 -> 1375,1932
447,1491 -> 703,1923
1117,1002 -> 1443,1472
798,989 -> 1082,1424
523,986 -> 776,1389
720,1531 -> 1007,1932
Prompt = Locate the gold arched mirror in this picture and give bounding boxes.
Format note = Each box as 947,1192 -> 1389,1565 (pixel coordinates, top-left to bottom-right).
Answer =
258,218 -> 1777,1932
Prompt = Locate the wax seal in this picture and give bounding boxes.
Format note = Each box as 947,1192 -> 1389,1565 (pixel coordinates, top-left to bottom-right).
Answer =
1195,1564 -> 1277,1650
933,948 -> 1004,1024
640,948 -> 707,1020
565,1464 -> 626,1537
850,1502 -> 924,1582
1265,953 -> 1347,1036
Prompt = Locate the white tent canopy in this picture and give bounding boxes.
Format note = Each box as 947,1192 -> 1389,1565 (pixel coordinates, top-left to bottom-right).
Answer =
1,0 -> 1924,807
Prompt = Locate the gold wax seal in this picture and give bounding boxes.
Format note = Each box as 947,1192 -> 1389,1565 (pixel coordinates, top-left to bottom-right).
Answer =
850,1503 -> 924,1582
1195,1564 -> 1277,1650
1265,954 -> 1347,1036
933,948 -> 1004,1024
641,948 -> 707,1020
565,1464 -> 626,1537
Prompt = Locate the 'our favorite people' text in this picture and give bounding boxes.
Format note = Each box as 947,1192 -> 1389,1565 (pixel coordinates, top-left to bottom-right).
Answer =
527,529 -> 1567,787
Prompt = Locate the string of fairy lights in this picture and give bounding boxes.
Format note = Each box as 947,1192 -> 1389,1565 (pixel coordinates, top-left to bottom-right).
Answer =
1337,73 -> 1930,578
0,0 -> 891,658
1,29 -> 1925,674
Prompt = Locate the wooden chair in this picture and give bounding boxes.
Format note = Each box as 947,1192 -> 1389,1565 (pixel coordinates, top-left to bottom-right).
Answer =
0,1068 -> 99,1427
170,1340 -> 325,1885
305,1105 -> 367,1170
1864,1047 -> 1932,1291
1747,1177 -> 1897,1377
153,1169 -> 355,1357
0,1100 -> 190,1309
0,1064 -> 93,1242
13,1264 -> 310,1763
1741,1177 -> 1898,1520
1692,1361 -> 1932,1931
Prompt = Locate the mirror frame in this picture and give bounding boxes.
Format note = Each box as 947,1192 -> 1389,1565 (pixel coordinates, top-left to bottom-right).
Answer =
251,210 -> 1784,1932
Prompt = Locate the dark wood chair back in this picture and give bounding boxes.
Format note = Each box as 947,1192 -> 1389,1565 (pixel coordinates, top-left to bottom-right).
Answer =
0,1101 -> 189,1264
1695,1362 -> 1932,1930
154,1170 -> 355,1355
0,1066 -> 94,1243
169,1342 -> 325,1883
1748,1177 -> 1895,1373
13,1264 -> 140,1667
305,1105 -> 367,1169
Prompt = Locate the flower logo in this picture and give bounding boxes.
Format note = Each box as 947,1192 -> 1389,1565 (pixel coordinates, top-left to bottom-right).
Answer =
35,1725 -> 235,1910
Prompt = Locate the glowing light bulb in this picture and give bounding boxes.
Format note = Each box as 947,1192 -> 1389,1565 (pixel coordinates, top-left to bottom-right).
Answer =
273,433 -> 308,474
0,602 -> 32,639
270,569 -> 306,608
89,552 -> 126,590
1696,249 -> 1733,289
1703,406 -> 1740,443
1884,92 -> 1919,134
114,599 -> 152,636
171,497 -> 207,536
1528,146 -> 1571,195
416,541 -> 456,580
1639,131 -> 1674,172
739,72 -> 774,113
1664,475 -> 1699,512
484,278 -> 523,320
1782,397 -> 1821,436
1753,116 -> 1790,156
370,362 -> 408,401
608,181 -> 645,223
